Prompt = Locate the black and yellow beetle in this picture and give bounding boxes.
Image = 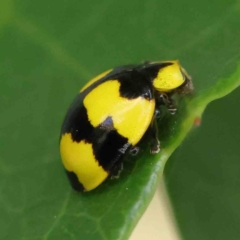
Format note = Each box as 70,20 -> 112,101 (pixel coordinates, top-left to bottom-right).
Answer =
60,60 -> 193,191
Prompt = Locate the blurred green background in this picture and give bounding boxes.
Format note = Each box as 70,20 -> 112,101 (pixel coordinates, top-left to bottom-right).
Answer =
165,85 -> 240,240
1,0 -> 240,239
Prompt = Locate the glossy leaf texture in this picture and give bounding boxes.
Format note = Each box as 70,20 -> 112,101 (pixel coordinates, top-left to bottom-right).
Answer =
0,0 -> 240,239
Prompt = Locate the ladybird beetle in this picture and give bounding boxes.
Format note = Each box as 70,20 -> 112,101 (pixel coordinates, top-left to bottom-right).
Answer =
60,60 -> 193,191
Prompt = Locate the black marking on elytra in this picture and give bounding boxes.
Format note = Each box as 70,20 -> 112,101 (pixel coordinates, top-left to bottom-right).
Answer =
89,116 -> 131,172
80,64 -> 139,98
117,70 -> 154,100
70,62 -> 174,105
116,62 -> 174,100
138,62 -> 173,83
61,97 -> 132,174
61,94 -> 94,143
78,62 -> 173,101
65,170 -> 85,192
94,130 -> 129,171
80,64 -> 155,101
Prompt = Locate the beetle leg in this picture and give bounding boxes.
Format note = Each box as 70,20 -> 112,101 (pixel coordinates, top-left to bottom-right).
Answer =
160,93 -> 177,115
110,162 -> 123,179
150,110 -> 161,154
129,146 -> 140,156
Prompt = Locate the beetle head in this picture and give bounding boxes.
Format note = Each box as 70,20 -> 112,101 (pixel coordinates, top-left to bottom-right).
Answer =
152,60 -> 193,94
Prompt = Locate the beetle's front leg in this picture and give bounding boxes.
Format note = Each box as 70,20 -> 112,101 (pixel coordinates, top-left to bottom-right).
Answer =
110,161 -> 123,179
150,109 -> 160,154
159,93 -> 177,115
129,146 -> 140,156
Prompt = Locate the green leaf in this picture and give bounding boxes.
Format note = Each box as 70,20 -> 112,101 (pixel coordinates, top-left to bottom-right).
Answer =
165,83 -> 240,240
0,0 -> 240,239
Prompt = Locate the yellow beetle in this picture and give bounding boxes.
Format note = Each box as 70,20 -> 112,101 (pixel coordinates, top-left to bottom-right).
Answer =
60,60 -> 193,191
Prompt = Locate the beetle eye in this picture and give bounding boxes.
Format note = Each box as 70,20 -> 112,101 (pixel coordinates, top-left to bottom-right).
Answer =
180,66 -> 191,82
176,76 -> 194,95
